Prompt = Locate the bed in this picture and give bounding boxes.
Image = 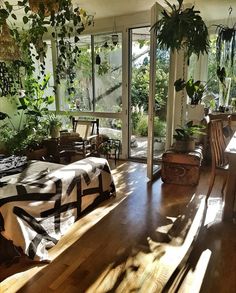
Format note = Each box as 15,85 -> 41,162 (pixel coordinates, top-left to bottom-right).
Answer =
0,157 -> 115,262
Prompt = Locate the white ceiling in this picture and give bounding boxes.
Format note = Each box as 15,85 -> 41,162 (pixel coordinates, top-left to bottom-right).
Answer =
76,0 -> 236,22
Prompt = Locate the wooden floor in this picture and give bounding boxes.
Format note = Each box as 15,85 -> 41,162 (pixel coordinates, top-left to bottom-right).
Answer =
0,161 -> 235,292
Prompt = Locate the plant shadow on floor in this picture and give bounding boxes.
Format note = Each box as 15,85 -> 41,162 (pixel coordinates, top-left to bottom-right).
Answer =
0,178 -> 204,292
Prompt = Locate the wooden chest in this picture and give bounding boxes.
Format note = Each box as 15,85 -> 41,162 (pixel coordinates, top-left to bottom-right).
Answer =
161,146 -> 203,186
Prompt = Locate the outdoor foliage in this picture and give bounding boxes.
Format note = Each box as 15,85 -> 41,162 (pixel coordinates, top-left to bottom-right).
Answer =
131,48 -> 169,120
134,115 -> 166,138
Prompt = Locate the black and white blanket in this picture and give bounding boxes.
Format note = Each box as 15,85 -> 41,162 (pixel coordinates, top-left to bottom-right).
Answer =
0,157 -> 115,261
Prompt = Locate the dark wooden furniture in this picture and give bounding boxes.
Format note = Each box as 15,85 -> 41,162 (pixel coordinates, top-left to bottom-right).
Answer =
161,146 -> 203,186
201,114 -> 233,164
206,119 -> 229,200
223,131 -> 236,221
71,118 -> 100,158
98,138 -> 121,165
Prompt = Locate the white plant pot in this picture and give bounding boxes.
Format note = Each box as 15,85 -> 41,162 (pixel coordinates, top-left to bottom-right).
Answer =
50,126 -> 61,138
187,104 -> 205,123
154,141 -> 165,151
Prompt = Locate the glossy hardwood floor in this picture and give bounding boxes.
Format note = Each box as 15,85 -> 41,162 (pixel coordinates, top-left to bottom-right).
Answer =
0,160 -> 235,293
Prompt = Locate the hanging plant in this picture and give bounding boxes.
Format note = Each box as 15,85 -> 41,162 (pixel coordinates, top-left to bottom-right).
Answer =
151,0 -> 209,59
215,14 -> 236,68
0,0 -> 94,91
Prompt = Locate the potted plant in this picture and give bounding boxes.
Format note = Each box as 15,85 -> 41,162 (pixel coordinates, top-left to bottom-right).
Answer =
0,112 -> 47,157
47,114 -> 62,139
173,120 -> 205,152
0,74 -> 54,157
152,0 -> 209,59
174,77 -> 207,121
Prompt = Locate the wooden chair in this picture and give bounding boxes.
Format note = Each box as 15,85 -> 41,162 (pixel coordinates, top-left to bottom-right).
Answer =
71,118 -> 100,158
206,119 -> 230,200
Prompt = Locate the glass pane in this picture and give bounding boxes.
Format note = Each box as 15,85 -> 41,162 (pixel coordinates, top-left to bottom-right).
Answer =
94,33 -> 122,113
59,35 -> 93,111
130,27 -> 169,161
31,40 -> 56,110
130,27 -> 150,159
207,34 -> 236,111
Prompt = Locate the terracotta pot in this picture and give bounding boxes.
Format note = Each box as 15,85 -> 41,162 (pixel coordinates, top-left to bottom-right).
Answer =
174,139 -> 195,153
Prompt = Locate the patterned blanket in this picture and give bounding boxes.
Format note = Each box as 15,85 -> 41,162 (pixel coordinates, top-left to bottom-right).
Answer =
0,157 -> 115,261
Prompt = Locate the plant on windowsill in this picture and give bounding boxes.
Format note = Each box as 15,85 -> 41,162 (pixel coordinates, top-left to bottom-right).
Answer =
151,0 -> 209,59
173,120 -> 205,152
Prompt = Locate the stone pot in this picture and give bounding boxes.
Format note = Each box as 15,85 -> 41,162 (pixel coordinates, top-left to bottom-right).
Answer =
174,139 -> 195,153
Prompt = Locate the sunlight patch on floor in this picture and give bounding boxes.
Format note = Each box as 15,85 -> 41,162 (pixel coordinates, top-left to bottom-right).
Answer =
204,197 -> 222,226
177,249 -> 212,293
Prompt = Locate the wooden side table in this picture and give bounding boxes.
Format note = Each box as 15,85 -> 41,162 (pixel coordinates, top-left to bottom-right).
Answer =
161,146 -> 203,186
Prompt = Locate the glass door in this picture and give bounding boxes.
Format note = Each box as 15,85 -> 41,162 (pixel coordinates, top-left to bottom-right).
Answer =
129,27 -> 151,160
129,26 -> 170,165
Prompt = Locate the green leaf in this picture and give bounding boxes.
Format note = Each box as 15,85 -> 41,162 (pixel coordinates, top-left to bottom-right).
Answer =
0,112 -> 9,120
74,36 -> 79,43
17,1 -> 24,6
5,2 -> 13,13
0,9 -> 9,19
11,13 -> 17,20
23,15 -> 28,24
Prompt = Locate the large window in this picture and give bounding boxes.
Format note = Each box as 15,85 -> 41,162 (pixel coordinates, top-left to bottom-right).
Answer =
94,33 -> 122,112
31,40 -> 56,110
58,32 -> 122,113
207,34 -> 236,109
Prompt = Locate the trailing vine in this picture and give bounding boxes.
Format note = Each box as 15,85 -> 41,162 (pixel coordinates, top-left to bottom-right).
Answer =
0,0 -> 93,93
214,7 -> 236,69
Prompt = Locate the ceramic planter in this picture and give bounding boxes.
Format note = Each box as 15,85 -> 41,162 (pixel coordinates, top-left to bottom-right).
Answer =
50,125 -> 61,139
174,139 -> 195,153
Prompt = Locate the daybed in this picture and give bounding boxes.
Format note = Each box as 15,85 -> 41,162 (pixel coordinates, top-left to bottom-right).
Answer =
0,157 -> 115,262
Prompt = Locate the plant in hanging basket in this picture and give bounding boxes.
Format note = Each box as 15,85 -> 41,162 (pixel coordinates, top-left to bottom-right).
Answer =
1,0 -> 94,95
152,0 -> 209,59
215,23 -> 236,68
